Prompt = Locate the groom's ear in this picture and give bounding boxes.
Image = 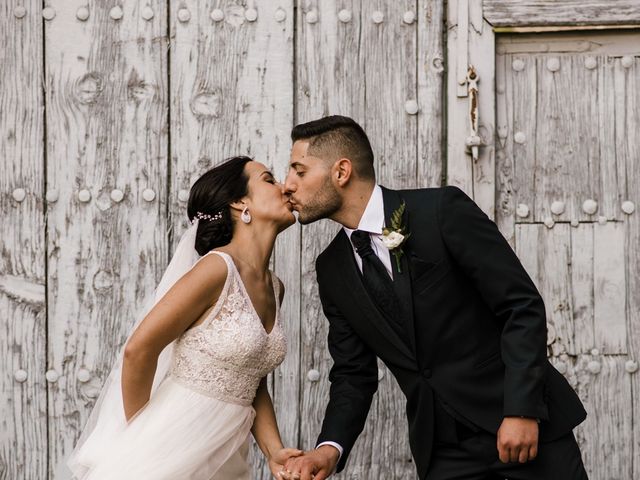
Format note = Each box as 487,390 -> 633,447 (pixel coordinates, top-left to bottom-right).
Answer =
333,158 -> 353,187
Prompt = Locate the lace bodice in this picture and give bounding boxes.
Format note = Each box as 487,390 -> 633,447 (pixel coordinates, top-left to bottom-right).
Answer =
169,251 -> 287,406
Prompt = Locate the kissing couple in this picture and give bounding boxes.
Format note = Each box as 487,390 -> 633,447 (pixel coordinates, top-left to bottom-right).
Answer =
65,115 -> 588,480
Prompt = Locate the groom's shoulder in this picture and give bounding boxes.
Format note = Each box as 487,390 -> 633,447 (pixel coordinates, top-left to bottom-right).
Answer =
316,229 -> 347,273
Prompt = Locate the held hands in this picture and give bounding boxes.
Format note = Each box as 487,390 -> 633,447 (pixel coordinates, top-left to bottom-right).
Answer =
269,448 -> 304,479
279,445 -> 340,480
497,416 -> 539,463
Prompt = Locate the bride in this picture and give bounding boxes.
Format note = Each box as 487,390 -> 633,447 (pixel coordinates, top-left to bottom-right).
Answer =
65,156 -> 302,479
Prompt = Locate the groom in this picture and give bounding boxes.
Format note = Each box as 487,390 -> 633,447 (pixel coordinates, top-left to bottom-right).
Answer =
281,116 -> 588,480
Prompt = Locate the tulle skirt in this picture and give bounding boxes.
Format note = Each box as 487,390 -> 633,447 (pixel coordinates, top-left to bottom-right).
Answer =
68,376 -> 256,480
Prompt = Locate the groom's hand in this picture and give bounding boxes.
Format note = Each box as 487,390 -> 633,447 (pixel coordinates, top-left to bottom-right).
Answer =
281,445 -> 340,480
497,416 -> 539,463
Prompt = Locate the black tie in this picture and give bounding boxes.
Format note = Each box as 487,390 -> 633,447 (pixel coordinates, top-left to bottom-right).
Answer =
350,230 -> 403,326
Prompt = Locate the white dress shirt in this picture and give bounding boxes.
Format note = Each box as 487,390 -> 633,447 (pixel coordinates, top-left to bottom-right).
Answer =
316,184 -> 389,463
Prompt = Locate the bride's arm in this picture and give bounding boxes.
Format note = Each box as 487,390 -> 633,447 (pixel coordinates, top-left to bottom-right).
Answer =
121,254 -> 227,421
251,279 -> 302,477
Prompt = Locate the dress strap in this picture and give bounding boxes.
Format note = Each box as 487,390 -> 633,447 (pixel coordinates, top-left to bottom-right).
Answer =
193,250 -> 235,329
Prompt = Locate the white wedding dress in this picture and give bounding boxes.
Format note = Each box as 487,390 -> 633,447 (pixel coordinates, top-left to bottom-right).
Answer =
68,251 -> 287,479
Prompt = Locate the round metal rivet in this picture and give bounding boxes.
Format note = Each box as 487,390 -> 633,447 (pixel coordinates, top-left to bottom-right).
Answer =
597,215 -> 607,225
514,131 -> 526,144
516,204 -> 530,218
110,189 -> 124,203
274,8 -> 286,22
378,369 -> 385,381
46,189 -> 59,203
42,7 -> 56,20
211,8 -> 224,22
14,6 -> 27,18
584,56 -> 597,70
245,8 -> 257,22
76,6 -> 89,21
338,9 -> 352,23
512,59 -> 525,72
307,369 -> 320,382
551,201 -> 565,215
621,56 -> 634,69
142,6 -> 154,20
587,360 -> 601,374
560,353 -> 569,362
306,10 -> 318,23
403,11 -> 415,24
555,361 -> 567,374
142,188 -> 156,202
622,201 -> 635,215
543,217 -> 555,229
625,360 -> 639,373
177,8 -> 190,22
14,369 -> 28,383
12,188 -> 26,202
496,83 -> 505,94
591,348 -> 599,356
78,189 -> 91,203
372,10 -> 384,23
547,57 -> 560,72
109,6 -> 123,20
178,189 -> 190,203
46,369 -> 59,383
77,368 -> 91,383
405,100 -> 419,115
582,199 -> 598,215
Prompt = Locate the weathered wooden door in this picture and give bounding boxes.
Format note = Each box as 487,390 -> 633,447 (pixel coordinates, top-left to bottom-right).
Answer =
447,2 -> 640,477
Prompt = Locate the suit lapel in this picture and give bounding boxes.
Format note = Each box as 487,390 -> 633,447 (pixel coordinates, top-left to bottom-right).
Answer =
382,187 -> 417,354
333,231 -> 415,366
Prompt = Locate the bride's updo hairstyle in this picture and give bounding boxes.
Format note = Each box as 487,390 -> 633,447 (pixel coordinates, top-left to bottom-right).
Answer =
187,156 -> 253,255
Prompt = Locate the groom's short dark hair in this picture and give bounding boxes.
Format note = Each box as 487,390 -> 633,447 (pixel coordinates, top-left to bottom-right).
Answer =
291,115 -> 375,181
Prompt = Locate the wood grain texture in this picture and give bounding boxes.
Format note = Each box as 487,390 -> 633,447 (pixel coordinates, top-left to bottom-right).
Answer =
484,0 -> 640,28
44,1 -> 169,475
0,4 -> 47,477
417,0 -> 445,187
446,1 -> 496,217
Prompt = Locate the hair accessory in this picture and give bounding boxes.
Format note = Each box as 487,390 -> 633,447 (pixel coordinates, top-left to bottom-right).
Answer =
194,210 -> 223,223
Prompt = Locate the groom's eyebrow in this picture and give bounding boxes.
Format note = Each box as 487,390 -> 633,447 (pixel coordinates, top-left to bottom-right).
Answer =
289,162 -> 305,169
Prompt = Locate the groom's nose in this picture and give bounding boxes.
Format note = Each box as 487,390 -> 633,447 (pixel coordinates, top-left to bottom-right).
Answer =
283,172 -> 296,194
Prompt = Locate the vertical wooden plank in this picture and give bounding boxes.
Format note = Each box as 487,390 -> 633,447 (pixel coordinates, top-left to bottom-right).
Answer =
597,56 -> 620,220
0,1 -> 47,478
593,222 -> 626,354
573,356 -> 633,479
45,1 -> 169,475
417,0 -> 445,187
169,2 -> 294,476
623,54 -> 640,480
570,223 -> 595,354
446,1 -> 495,218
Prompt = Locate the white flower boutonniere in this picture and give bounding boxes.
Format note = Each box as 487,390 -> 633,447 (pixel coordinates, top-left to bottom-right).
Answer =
382,201 -> 410,273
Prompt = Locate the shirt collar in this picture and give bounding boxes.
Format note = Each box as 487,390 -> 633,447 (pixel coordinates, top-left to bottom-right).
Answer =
343,184 -> 384,237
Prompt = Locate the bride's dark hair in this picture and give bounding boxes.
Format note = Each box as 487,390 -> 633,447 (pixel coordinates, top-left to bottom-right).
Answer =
187,156 -> 253,255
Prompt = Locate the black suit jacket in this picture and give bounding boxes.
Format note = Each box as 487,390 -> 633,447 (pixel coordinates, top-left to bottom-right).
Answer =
315,186 -> 586,479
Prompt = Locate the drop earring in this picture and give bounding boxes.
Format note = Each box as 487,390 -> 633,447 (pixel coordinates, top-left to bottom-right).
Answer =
241,207 -> 252,224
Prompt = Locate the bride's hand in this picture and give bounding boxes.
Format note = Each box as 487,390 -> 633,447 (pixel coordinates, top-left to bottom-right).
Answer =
269,448 -> 304,479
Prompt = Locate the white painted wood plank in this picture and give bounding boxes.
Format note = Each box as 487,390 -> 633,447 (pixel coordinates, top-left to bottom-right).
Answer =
570,224 -> 595,354
572,356 -> 633,479
593,222 -> 627,354
417,0 -> 445,187
0,2 -> 47,465
484,0 -> 640,27
169,2 -> 295,477
45,1 -> 169,475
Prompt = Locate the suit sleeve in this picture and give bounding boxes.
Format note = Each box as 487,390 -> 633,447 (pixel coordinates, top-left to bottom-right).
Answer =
437,186 -> 549,420
315,258 -> 379,473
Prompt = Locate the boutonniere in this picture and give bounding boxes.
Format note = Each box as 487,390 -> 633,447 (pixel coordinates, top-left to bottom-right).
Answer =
382,201 -> 410,273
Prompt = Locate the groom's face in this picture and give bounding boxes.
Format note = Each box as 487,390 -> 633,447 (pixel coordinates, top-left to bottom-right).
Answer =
284,140 -> 342,224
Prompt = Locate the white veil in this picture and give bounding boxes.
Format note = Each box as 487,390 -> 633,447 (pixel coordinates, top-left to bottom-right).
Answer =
60,219 -> 202,479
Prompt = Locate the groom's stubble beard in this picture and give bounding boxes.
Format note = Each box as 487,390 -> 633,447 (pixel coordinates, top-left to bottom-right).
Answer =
296,175 -> 342,225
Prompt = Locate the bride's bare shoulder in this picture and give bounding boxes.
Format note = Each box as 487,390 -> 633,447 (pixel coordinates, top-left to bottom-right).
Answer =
185,251 -> 229,289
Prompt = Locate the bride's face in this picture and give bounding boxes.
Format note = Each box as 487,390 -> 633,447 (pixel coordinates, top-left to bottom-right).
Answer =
242,161 -> 295,231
